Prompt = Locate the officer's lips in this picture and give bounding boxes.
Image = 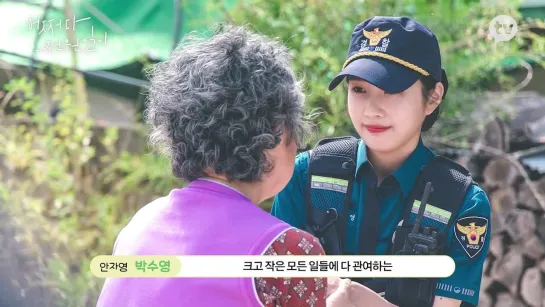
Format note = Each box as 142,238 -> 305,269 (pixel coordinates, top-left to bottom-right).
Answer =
364,125 -> 391,134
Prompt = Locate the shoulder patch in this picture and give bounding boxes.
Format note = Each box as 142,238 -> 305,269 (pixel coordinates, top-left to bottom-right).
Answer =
454,216 -> 488,258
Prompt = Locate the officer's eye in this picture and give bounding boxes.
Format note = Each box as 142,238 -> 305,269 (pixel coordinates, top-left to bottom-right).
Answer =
351,86 -> 367,93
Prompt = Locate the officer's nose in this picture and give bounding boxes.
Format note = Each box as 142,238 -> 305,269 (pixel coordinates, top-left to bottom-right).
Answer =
363,99 -> 384,118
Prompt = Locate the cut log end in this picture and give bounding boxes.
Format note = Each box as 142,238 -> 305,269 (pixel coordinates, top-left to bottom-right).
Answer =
518,182 -> 544,211
483,158 -> 518,188
521,234 -> 545,260
505,209 -> 537,242
520,267 -> 543,307
478,292 -> 492,307
481,274 -> 493,294
495,292 -> 528,307
491,249 -> 524,294
490,187 -> 517,215
491,210 -> 506,235
537,214 -> 545,243
489,235 -> 504,259
483,118 -> 509,152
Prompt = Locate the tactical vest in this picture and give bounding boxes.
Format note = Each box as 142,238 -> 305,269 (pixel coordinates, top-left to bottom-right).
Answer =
303,136 -> 476,307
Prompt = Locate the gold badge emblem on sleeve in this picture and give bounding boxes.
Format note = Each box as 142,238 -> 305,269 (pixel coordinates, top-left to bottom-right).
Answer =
454,216 -> 488,258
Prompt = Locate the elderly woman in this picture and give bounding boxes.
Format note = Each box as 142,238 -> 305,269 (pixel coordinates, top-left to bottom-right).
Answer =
96,25 -> 328,307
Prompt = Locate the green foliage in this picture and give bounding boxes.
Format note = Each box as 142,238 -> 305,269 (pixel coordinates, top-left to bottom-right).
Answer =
0,69 -> 180,306
226,0 -> 545,139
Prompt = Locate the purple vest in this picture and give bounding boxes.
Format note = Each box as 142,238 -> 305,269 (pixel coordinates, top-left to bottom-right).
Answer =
96,179 -> 291,307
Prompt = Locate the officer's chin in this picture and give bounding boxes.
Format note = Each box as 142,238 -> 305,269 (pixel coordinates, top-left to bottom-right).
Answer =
360,132 -> 398,153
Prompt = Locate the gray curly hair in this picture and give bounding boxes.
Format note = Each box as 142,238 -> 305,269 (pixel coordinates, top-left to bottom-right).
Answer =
144,25 -> 314,183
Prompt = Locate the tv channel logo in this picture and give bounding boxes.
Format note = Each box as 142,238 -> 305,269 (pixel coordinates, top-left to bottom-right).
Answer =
489,15 -> 518,43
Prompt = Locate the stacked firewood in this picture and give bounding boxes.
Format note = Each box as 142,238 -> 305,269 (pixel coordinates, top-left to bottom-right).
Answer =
434,116 -> 545,307
479,161 -> 545,307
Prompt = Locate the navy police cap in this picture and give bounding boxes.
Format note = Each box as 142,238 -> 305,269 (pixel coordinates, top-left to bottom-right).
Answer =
329,16 -> 448,96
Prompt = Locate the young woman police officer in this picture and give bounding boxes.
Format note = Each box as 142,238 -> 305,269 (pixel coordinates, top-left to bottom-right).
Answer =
271,16 -> 491,307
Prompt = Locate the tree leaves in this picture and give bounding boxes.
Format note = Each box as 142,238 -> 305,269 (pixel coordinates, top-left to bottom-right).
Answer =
224,0 -> 545,140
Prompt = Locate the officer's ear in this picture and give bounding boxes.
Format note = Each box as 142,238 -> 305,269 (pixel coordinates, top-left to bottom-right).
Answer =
421,78 -> 443,132
421,76 -> 442,115
433,82 -> 444,101
425,82 -> 443,115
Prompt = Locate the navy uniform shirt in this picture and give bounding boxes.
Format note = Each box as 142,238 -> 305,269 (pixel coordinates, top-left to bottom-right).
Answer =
271,138 -> 491,305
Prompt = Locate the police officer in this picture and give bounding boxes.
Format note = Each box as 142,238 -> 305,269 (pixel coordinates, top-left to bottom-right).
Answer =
271,16 -> 491,307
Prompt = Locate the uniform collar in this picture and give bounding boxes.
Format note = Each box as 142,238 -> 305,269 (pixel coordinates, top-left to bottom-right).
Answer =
355,138 -> 435,198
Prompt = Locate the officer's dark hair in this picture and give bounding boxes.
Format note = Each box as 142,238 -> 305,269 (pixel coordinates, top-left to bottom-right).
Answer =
420,75 -> 442,132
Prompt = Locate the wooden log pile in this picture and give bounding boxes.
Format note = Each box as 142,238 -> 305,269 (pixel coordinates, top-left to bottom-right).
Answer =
442,118 -> 545,307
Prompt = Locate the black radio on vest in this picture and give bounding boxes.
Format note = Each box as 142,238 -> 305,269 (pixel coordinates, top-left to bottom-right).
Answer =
384,181 -> 439,307
404,181 -> 438,254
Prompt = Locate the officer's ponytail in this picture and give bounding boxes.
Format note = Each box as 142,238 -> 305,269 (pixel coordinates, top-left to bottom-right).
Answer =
420,75 -> 442,132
